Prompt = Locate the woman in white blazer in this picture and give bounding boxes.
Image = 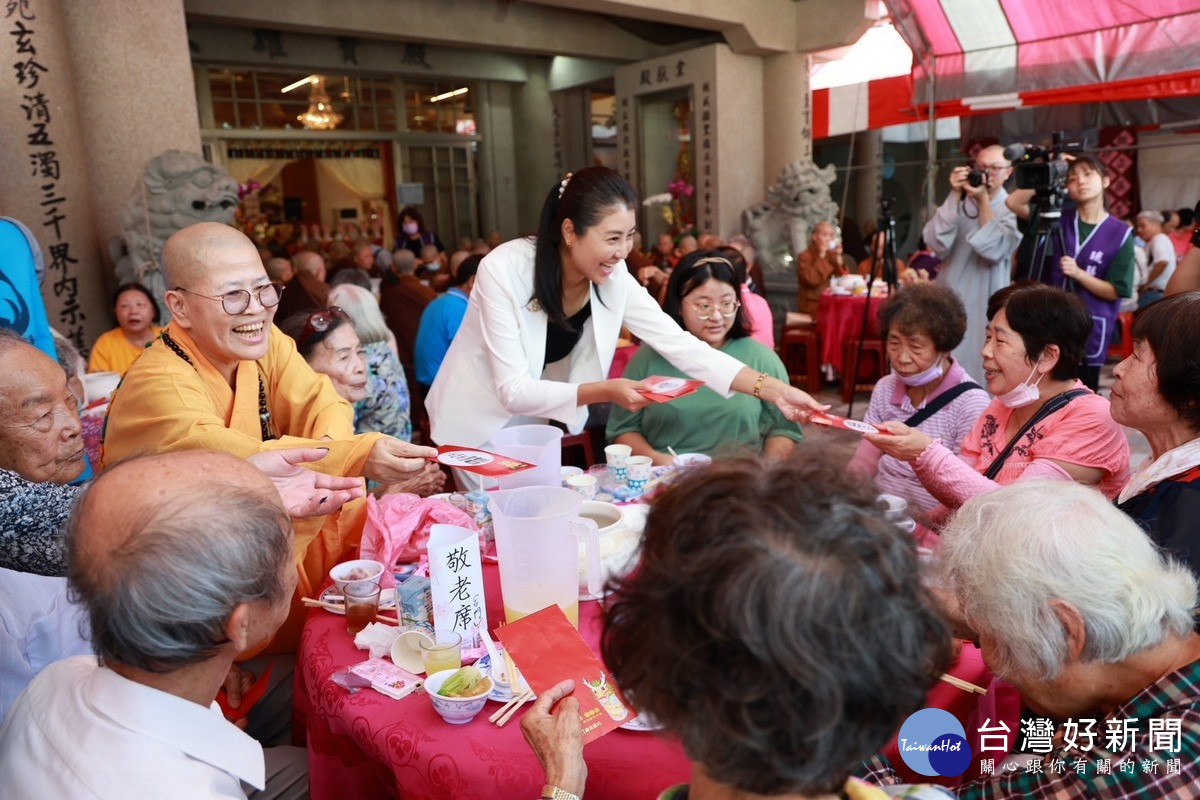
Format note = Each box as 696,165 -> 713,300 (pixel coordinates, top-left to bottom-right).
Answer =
427,167 -> 825,452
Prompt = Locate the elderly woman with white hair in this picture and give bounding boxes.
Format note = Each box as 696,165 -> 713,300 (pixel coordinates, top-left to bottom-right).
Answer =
327,282 -> 412,443
867,479 -> 1200,796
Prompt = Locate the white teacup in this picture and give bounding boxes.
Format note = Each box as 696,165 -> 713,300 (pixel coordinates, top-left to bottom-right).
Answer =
567,473 -> 598,500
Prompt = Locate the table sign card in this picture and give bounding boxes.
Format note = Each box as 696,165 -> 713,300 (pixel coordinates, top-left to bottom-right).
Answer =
434,445 -> 537,477
810,412 -> 888,436
495,605 -> 635,744
428,524 -> 487,650
637,376 -> 704,404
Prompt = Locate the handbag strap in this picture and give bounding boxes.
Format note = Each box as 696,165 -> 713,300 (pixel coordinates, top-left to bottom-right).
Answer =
902,382 -> 983,429
983,389 -> 1090,480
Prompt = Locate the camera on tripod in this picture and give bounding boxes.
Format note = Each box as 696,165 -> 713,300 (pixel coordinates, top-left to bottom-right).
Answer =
1004,131 -> 1084,195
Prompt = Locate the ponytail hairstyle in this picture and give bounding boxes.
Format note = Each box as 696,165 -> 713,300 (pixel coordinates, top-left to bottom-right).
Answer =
532,166 -> 637,331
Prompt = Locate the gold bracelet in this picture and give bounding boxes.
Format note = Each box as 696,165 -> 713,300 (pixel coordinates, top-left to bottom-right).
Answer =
753,371 -> 768,398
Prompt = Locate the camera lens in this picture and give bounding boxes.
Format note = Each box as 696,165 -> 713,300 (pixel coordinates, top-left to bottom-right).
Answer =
967,169 -> 985,188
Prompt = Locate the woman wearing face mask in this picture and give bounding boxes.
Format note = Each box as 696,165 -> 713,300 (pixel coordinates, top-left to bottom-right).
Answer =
848,283 -> 989,513
606,251 -> 804,465
394,206 -> 445,259
426,167 -> 826,487
865,282 -> 1130,516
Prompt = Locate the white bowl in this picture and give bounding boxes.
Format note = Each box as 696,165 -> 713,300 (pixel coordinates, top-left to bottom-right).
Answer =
673,452 -> 712,468
424,669 -> 490,724
329,559 -> 385,594
577,500 -> 643,599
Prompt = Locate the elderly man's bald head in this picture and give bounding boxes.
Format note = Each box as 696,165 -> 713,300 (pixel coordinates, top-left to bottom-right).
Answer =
161,222 -> 259,289
293,250 -> 327,280
70,450 -> 293,672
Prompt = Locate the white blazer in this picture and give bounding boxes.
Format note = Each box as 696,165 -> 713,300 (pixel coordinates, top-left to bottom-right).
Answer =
428,238 -> 745,447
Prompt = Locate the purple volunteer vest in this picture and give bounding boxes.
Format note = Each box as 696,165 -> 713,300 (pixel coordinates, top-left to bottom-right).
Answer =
1043,208 -> 1131,366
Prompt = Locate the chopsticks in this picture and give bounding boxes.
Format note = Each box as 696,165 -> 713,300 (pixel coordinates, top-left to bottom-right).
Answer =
301,597 -> 402,625
489,689 -> 534,726
939,673 -> 988,695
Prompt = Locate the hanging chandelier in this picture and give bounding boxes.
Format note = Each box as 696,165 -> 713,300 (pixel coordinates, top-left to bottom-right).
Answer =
294,76 -> 343,131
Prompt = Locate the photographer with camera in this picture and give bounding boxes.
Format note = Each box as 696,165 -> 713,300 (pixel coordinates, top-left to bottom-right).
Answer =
1007,156 -> 1133,391
921,145 -> 1021,384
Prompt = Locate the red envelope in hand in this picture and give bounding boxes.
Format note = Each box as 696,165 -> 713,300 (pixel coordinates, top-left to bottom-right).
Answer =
636,376 -> 704,404
810,412 -> 889,436
216,664 -> 272,722
433,445 -> 536,476
494,606 -> 635,743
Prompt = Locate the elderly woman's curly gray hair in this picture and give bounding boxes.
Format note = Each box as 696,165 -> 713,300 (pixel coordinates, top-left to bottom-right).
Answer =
938,480 -> 1197,681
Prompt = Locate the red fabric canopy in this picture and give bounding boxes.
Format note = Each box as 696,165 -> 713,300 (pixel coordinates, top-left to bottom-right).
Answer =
813,2 -> 1200,138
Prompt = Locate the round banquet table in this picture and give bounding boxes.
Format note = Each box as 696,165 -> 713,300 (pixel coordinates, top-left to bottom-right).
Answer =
296,562 -> 693,800
816,290 -> 887,374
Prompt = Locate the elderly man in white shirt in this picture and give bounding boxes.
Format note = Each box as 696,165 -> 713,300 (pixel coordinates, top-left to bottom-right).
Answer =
1135,210 -> 1177,308
0,450 -> 308,799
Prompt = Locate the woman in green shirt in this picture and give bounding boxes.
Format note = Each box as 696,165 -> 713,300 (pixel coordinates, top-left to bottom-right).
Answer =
607,251 -> 802,464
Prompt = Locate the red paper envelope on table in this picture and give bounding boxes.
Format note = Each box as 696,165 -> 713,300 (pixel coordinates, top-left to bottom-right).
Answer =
216,664 -> 272,722
494,606 -> 635,743
637,376 -> 704,404
433,445 -> 536,477
810,412 -> 889,436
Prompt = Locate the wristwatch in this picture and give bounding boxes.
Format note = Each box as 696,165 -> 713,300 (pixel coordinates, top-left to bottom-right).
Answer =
541,786 -> 581,800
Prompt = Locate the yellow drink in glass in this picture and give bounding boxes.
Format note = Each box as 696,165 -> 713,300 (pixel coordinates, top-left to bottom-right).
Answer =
419,631 -> 462,675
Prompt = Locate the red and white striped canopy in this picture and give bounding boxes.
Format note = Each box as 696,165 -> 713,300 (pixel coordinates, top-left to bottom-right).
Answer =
813,1 -> 1200,138
888,0 -> 1200,108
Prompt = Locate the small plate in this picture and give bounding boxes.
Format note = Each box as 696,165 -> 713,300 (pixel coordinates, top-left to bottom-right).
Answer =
319,584 -> 398,615
474,652 -> 533,702
620,710 -> 666,732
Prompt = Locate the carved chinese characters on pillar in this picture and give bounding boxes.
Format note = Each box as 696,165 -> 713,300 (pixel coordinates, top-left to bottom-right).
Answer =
8,0 -> 84,350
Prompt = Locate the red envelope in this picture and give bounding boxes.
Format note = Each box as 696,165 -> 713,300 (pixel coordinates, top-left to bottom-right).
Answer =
636,376 -> 704,403
494,606 -> 635,743
216,663 -> 272,722
433,445 -> 536,476
810,412 -> 889,436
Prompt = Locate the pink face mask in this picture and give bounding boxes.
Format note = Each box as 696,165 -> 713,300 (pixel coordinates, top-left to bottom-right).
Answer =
995,362 -> 1044,408
402,222 -> 419,235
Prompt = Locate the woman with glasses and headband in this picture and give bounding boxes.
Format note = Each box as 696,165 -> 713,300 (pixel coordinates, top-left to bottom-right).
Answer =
426,168 -> 825,480
280,306 -> 443,496
607,251 -> 803,464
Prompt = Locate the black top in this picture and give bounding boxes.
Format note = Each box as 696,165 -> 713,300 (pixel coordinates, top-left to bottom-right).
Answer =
544,302 -> 593,365
1117,464 -> 1200,577
396,230 -> 445,258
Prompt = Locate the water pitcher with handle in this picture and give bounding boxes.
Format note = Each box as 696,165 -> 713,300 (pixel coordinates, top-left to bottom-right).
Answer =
490,486 -> 601,628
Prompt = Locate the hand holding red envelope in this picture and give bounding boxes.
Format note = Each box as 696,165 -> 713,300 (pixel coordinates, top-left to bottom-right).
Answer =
495,606 -> 634,744
809,412 -> 892,436
432,445 -> 537,477
636,376 -> 704,404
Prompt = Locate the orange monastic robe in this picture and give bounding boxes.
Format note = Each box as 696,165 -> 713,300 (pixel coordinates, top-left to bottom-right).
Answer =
102,323 -> 384,651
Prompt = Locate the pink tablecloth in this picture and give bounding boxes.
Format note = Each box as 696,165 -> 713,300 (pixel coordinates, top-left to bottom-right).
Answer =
816,291 -> 886,373
297,563 -> 692,800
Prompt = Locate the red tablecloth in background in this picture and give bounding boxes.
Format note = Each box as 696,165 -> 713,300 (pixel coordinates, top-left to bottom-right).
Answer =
816,291 -> 886,373
297,562 -> 692,800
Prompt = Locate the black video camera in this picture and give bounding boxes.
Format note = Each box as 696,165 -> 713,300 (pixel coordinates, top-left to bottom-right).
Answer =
1004,131 -> 1084,194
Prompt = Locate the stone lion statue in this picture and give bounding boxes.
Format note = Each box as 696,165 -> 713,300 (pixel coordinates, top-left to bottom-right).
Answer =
742,159 -> 839,275
112,150 -> 239,320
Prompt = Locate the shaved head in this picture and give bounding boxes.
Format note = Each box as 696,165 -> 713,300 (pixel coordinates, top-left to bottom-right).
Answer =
161,222 -> 259,289
293,250 -> 326,278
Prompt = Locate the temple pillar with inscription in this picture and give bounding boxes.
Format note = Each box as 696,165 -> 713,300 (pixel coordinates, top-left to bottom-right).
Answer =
0,0 -> 199,353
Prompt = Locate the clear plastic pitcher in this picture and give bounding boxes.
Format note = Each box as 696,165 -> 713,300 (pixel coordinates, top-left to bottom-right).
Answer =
489,424 -> 563,489
491,486 -> 601,628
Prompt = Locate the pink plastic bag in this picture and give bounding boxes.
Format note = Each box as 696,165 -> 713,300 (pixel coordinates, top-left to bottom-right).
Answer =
359,494 -> 478,588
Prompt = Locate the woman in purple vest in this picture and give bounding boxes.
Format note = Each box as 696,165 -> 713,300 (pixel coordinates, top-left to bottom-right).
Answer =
1010,157 -> 1135,390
